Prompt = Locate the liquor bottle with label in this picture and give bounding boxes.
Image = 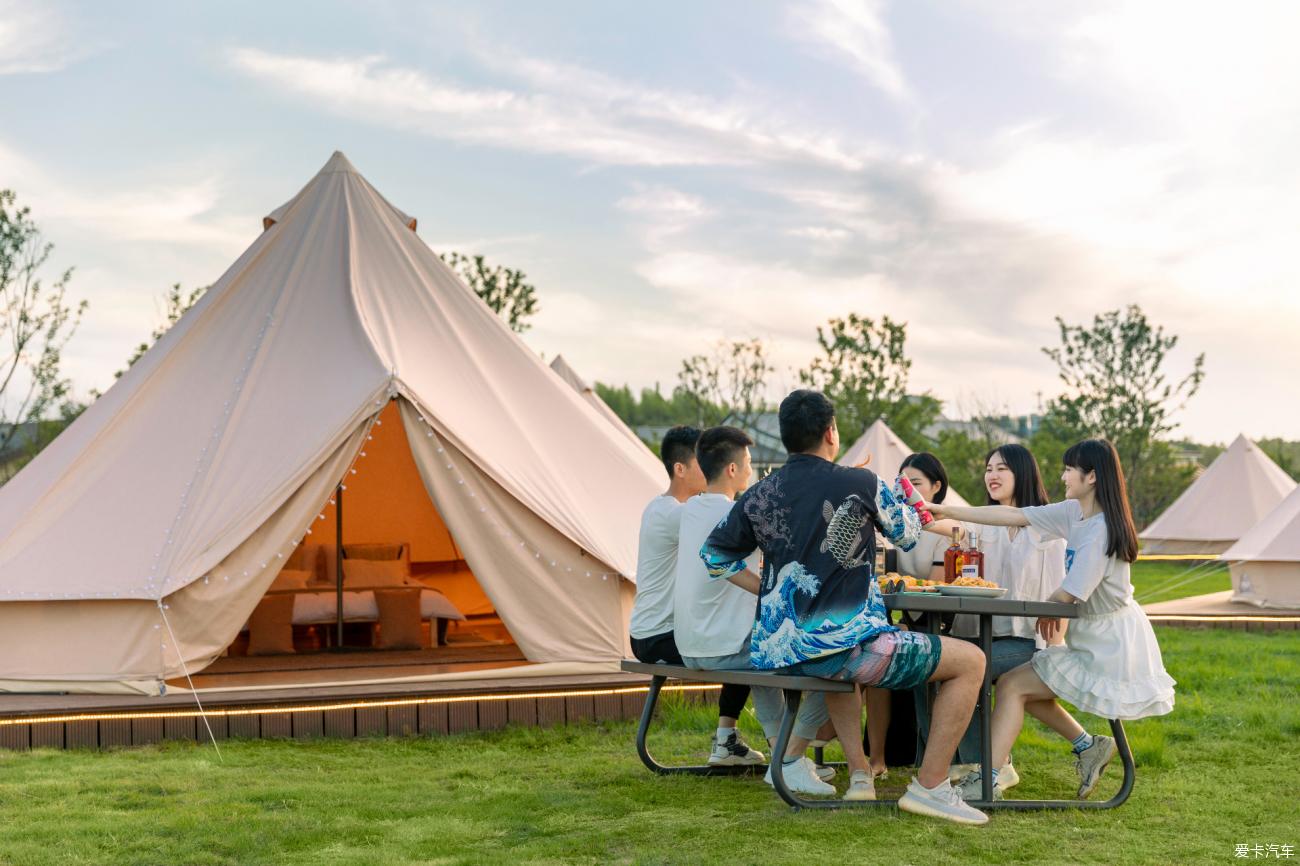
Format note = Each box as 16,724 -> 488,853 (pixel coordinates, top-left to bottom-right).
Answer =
942,526 -> 964,584
961,530 -> 985,581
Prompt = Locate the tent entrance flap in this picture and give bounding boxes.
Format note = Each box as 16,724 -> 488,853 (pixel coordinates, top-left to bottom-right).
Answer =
223,399 -> 515,661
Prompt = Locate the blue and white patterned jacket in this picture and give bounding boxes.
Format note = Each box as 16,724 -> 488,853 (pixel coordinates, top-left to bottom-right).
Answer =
700,454 -> 921,669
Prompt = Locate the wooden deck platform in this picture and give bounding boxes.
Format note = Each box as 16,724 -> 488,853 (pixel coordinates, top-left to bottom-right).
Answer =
0,650 -> 717,752
1143,591 -> 1300,631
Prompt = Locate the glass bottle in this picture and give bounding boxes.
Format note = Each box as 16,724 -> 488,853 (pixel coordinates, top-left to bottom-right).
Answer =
962,529 -> 984,580
943,526 -> 964,584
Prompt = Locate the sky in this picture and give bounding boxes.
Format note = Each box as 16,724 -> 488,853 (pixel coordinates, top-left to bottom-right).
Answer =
2,0 -> 1299,444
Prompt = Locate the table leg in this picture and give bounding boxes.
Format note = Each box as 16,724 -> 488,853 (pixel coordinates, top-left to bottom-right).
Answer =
978,613 -> 994,804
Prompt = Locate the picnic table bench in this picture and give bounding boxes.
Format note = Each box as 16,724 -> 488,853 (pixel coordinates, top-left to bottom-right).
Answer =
620,660 -> 857,810
622,592 -> 1136,811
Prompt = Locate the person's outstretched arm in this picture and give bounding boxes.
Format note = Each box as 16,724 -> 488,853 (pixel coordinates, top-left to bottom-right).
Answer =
928,502 -> 1030,527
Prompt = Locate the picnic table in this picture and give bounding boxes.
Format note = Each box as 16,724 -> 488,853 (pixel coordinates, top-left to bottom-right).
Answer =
622,592 -> 1136,811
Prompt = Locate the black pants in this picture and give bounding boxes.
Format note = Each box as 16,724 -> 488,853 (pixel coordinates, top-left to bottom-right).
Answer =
631,630 -> 750,720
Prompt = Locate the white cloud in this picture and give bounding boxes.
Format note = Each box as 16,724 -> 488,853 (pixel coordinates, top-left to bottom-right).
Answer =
227,47 -> 870,171
787,226 -> 853,241
616,186 -> 710,218
0,140 -> 250,249
0,0 -> 101,74
790,0 -> 916,108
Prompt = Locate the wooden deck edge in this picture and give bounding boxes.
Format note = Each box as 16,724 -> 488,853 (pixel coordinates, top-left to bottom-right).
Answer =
0,678 -> 720,751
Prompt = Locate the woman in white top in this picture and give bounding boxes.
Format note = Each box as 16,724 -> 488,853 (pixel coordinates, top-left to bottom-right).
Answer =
948,444 -> 1066,771
866,452 -> 966,778
933,439 -> 1175,801
896,452 -> 964,583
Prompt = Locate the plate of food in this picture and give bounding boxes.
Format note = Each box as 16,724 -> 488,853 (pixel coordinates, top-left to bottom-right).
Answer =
937,577 -> 1007,598
877,573 -> 942,594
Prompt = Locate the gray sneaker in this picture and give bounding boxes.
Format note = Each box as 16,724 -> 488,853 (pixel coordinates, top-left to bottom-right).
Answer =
1075,735 -> 1117,799
899,778 -> 990,826
955,771 -> 1005,802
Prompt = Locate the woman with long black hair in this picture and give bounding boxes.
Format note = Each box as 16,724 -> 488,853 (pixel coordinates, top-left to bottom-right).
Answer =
944,444 -> 1067,784
933,439 -> 1175,801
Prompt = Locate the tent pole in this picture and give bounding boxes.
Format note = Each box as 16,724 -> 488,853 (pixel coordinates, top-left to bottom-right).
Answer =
335,482 -> 344,649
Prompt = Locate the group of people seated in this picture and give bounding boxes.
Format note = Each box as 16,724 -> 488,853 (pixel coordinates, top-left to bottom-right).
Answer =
629,389 -> 1175,826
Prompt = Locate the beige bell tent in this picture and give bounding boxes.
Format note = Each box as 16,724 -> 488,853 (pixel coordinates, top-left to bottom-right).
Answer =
839,419 -> 969,506
0,152 -> 662,695
549,355 -> 657,461
1140,434 -> 1296,555
1221,485 -> 1300,608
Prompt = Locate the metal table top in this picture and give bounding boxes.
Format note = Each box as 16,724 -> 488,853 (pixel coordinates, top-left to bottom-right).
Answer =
882,592 -> 1078,618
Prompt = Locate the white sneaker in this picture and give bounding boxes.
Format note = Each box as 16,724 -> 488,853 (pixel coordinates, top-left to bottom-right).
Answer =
898,778 -> 990,826
764,756 -> 836,797
999,760 -> 1020,791
948,762 -> 979,784
708,731 -> 765,766
813,763 -> 836,782
845,769 -> 876,801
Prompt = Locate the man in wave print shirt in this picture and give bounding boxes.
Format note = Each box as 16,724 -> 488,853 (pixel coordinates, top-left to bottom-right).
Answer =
700,390 -> 992,825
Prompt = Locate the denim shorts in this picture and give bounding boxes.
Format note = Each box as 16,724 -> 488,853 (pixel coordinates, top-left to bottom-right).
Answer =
792,630 -> 942,690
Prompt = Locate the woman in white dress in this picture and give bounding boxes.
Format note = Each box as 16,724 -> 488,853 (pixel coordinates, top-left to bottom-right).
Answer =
947,444 -> 1066,785
931,439 -> 1175,801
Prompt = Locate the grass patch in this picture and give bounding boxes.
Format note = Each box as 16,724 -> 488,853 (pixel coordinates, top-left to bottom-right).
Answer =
0,628 -> 1296,865
1130,559 -> 1230,604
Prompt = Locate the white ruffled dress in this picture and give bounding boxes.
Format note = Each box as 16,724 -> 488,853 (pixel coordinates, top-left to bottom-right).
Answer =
1023,501 -> 1176,721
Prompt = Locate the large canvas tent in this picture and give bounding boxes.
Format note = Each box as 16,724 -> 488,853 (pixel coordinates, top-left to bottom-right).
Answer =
1221,485 -> 1300,608
1140,434 -> 1296,555
549,354 -> 657,462
0,152 -> 661,695
839,419 -> 969,506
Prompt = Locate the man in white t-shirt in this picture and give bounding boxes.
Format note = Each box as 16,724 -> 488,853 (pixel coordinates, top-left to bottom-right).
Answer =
676,426 -> 835,795
628,425 -> 764,766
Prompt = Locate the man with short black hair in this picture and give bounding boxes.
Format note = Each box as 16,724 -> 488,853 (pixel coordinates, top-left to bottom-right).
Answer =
674,426 -> 834,793
629,425 -> 764,766
702,391 -> 990,824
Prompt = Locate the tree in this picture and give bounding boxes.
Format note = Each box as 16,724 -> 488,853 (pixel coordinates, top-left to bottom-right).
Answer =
440,252 -> 539,333
798,313 -> 939,448
0,189 -> 86,461
676,338 -> 773,428
1039,305 -> 1205,525
118,283 -> 207,377
594,381 -> 720,430
1258,438 -> 1300,481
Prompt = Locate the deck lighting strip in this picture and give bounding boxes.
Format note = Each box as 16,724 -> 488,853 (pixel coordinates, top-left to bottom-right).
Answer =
0,682 -> 720,728
1147,614 -> 1300,623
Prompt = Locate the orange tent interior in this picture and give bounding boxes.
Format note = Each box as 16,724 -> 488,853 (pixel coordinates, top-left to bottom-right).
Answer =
218,401 -> 517,664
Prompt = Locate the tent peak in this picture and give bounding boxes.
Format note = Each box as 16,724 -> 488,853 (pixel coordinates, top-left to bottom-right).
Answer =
319,150 -> 359,175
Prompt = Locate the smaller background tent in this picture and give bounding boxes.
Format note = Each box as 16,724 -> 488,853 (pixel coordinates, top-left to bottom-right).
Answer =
1140,434 -> 1296,554
549,355 -> 657,463
839,419 -> 970,506
1221,485 -> 1300,608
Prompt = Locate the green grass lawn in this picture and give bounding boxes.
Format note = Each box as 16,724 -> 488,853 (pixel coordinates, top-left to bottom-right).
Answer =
1,627 -> 1296,866
1130,559 -> 1231,605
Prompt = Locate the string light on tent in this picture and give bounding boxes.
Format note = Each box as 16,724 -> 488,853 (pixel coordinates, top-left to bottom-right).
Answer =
202,399 -> 384,588
187,397 -> 622,595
